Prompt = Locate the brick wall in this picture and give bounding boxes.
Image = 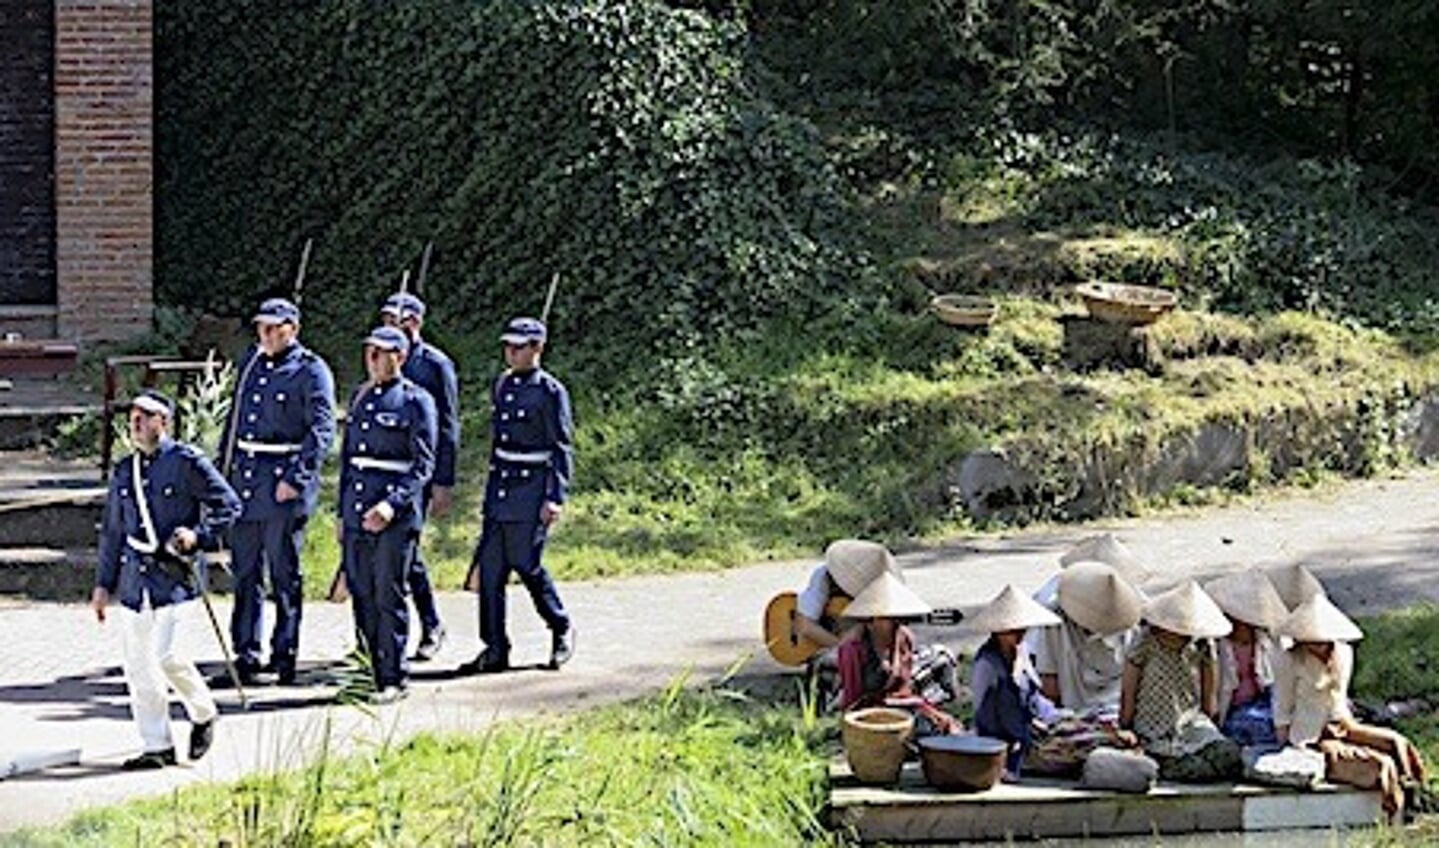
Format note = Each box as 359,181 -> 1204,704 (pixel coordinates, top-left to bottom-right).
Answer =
54,0 -> 154,344
0,1 -> 57,310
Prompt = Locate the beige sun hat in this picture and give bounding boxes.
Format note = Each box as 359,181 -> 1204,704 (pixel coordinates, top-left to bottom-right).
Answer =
1060,533 -> 1149,584
1057,561 -> 1144,636
1277,593 -> 1363,643
1265,563 -> 1325,611
1202,569 -> 1289,631
1142,580 -> 1232,639
843,571 -> 933,620
825,539 -> 901,597
966,585 -> 1062,633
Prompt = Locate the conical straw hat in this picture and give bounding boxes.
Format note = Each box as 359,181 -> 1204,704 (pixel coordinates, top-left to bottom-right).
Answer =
966,585 -> 1062,633
825,539 -> 901,597
1060,533 -> 1149,584
1265,563 -> 1325,611
1057,561 -> 1144,636
1277,593 -> 1363,642
1202,569 -> 1289,631
1142,580 -> 1232,639
843,571 -> 933,620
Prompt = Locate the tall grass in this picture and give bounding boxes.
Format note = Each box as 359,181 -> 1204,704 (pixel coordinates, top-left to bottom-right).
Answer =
6,680 -> 835,847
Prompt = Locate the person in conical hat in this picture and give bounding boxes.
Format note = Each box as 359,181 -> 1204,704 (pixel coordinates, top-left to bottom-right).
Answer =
793,539 -> 901,655
1119,581 -> 1242,782
1203,569 -> 1287,746
1274,594 -> 1425,818
1265,562 -> 1324,611
1059,533 -> 1150,584
835,572 -> 961,736
1028,561 -> 1145,712
968,586 -> 1063,777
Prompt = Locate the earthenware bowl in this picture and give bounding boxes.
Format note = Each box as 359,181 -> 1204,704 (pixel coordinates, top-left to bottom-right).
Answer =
918,734 -> 1008,792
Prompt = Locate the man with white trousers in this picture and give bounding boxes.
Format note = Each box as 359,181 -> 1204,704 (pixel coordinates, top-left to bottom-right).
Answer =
91,390 -> 242,769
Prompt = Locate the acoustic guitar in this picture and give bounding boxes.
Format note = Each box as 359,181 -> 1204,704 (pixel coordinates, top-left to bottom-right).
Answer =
762,591 -> 965,667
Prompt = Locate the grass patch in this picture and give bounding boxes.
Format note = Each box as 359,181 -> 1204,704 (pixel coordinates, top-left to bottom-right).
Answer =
5,679 -> 836,847
1344,605 -> 1439,845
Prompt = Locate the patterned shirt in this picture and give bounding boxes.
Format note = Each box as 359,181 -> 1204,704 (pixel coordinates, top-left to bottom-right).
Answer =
1128,630 -> 1214,754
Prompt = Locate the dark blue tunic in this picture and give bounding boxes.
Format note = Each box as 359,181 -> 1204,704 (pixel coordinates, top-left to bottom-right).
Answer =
338,376 -> 437,688
96,439 -> 242,611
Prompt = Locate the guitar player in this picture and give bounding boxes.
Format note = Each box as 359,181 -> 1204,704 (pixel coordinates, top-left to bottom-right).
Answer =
794,540 -> 901,698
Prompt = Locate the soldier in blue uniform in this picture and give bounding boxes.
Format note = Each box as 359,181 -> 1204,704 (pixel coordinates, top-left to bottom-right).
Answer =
91,390 -> 242,769
459,316 -> 575,675
379,292 -> 458,660
338,326 -> 437,703
215,297 -> 337,686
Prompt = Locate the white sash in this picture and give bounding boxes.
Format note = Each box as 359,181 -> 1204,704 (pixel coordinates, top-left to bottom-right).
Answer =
125,452 -> 161,554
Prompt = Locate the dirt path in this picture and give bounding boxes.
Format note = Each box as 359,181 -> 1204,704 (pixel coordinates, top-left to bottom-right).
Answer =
2,469 -> 1438,833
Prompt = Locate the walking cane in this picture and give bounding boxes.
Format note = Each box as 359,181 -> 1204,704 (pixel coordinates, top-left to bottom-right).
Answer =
184,547 -> 249,709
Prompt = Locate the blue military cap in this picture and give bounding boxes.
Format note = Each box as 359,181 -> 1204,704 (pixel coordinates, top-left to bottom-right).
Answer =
365,325 -> 410,354
129,388 -> 175,418
380,292 -> 426,320
500,316 -> 546,345
253,297 -> 301,326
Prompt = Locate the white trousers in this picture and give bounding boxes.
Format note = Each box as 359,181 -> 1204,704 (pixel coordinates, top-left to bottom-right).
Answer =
117,596 -> 217,753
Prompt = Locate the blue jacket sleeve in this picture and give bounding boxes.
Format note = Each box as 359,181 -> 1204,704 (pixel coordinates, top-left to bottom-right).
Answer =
95,462 -> 127,593
286,354 -> 336,491
433,356 -> 460,488
386,389 -> 437,514
187,451 -> 242,551
543,379 -> 575,505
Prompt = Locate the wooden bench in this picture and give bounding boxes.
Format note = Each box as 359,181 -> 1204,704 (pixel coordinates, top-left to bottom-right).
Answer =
829,760 -> 1384,842
0,341 -> 79,378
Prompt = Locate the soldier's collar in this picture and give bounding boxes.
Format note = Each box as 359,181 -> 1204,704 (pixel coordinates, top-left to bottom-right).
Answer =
265,341 -> 300,362
140,436 -> 176,458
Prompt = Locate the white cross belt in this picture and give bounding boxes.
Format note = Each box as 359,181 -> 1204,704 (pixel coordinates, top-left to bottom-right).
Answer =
349,457 -> 413,473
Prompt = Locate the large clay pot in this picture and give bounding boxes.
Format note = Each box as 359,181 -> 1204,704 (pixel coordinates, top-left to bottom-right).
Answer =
842,707 -> 914,785
918,734 -> 1008,792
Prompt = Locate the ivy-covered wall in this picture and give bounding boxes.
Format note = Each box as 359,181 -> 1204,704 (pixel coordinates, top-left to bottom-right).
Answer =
155,0 -> 868,383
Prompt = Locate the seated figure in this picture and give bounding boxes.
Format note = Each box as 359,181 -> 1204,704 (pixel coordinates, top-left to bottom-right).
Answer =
1274,593 -> 1426,820
967,584 -> 1063,778
1204,568 -> 1289,747
836,571 -> 961,737
1120,581 -> 1242,782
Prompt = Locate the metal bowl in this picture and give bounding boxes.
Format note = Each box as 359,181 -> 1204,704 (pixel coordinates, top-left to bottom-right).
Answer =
918,734 -> 1008,792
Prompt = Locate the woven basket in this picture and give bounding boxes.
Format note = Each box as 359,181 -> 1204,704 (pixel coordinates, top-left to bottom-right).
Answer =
1075,282 -> 1177,326
930,294 -> 997,328
842,707 -> 914,784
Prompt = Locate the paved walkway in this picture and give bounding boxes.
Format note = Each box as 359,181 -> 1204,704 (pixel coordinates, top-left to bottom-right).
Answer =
4,469 -> 1439,833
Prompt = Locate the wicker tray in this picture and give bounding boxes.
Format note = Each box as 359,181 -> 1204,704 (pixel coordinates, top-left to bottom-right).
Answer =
931,294 -> 997,328
1075,282 -> 1176,325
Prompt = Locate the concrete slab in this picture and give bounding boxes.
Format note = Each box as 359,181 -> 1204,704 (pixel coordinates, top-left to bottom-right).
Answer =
829,761 -> 1384,842
1,748 -> 82,780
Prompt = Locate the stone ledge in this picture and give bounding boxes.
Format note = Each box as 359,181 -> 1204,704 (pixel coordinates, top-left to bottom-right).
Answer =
830,761 -> 1383,842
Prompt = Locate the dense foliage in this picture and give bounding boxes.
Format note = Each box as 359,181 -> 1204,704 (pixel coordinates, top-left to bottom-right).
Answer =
156,0 -> 867,385
750,0 -> 1439,194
